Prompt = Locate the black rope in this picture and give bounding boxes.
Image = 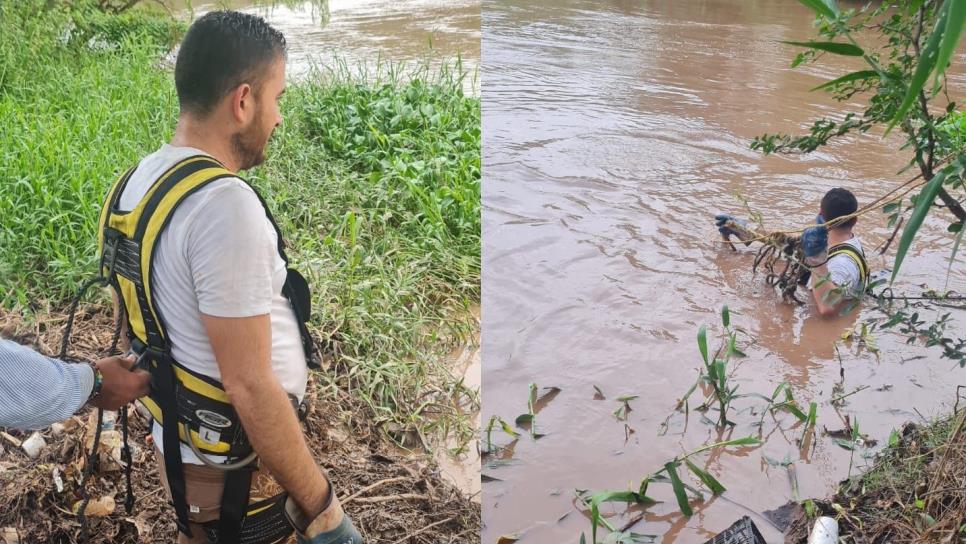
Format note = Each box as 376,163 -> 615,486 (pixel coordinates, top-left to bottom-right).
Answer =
58,275 -> 127,543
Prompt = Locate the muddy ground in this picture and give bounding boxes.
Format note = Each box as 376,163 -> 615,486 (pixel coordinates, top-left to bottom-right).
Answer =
0,306 -> 480,543
785,410 -> 966,543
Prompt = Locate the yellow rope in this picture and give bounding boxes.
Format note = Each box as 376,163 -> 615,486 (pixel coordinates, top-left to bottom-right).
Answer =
710,154 -> 954,245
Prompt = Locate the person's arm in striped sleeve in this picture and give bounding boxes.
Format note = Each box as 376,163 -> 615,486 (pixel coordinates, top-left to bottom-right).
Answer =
0,339 -> 149,429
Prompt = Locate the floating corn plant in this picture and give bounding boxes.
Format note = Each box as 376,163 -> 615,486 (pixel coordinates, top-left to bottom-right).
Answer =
576,436 -> 761,543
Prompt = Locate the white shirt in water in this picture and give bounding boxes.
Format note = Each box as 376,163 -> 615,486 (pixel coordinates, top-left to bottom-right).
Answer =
116,143 -> 308,465
826,236 -> 864,298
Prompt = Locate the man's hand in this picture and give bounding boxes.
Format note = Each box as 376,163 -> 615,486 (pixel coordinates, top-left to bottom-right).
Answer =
285,494 -> 363,544
714,214 -> 754,244
90,354 -> 150,410
801,215 -> 829,267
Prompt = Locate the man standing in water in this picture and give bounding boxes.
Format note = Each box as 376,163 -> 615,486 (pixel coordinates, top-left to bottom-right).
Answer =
103,11 -> 361,544
716,188 -> 869,317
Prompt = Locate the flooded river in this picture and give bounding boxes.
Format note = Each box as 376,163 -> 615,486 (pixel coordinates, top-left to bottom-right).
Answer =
482,1 -> 966,542
181,0 -> 480,90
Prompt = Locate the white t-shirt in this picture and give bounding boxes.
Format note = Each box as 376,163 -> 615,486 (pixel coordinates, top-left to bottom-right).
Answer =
116,144 -> 307,464
827,237 -> 865,298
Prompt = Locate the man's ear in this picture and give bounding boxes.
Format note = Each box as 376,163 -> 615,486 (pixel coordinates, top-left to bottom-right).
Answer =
229,83 -> 254,123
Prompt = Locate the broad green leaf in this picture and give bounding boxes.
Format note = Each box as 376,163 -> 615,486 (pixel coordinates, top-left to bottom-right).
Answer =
685,459 -> 726,494
888,429 -> 900,447
515,414 -> 534,426
892,169 -> 949,282
797,0 -> 837,19
664,461 -> 693,516
810,70 -> 880,92
698,325 -> 709,365
721,305 -> 730,328
590,490 -> 643,506
781,40 -> 864,56
889,0 -> 951,133
932,0 -> 966,90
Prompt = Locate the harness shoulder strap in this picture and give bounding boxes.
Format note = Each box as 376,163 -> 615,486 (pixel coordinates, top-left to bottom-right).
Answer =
828,243 -> 869,286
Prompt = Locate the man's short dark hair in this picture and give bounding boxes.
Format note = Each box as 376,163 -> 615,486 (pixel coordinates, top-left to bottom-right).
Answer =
821,187 -> 858,229
175,11 -> 286,116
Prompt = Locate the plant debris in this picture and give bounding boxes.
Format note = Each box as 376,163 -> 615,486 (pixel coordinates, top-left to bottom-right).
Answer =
0,307 -> 480,543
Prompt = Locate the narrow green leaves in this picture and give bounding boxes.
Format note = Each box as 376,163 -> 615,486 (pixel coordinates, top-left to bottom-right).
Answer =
933,0 -> 966,90
796,0 -> 839,19
810,70 -> 879,91
684,459 -> 726,494
888,0 -> 952,133
781,40 -> 864,56
664,461 -> 693,516
698,325 -> 709,365
892,169 -> 949,281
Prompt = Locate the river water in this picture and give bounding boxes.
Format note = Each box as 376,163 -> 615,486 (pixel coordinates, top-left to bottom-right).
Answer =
179,0 -> 480,91
482,1 -> 966,542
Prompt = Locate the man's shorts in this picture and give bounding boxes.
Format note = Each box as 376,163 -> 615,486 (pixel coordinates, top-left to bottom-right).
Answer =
154,447 -> 285,544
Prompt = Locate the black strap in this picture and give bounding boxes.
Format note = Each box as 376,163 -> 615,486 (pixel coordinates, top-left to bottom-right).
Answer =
217,467 -> 254,543
154,351 -> 193,537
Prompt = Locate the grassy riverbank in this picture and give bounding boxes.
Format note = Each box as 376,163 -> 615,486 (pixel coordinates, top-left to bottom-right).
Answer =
787,410 -> 966,542
0,0 -> 480,447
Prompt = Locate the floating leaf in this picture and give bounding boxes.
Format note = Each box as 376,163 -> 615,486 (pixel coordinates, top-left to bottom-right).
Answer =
499,418 -> 520,438
664,461 -> 693,516
593,385 -> 606,400
834,438 -> 855,450
514,414 -> 533,426
685,458 -> 726,494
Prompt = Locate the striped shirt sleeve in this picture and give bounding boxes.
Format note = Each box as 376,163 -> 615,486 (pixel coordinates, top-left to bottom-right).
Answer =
0,339 -> 94,430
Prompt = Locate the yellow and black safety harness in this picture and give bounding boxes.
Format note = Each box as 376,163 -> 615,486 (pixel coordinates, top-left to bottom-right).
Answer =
95,155 -> 320,543
827,242 -> 870,291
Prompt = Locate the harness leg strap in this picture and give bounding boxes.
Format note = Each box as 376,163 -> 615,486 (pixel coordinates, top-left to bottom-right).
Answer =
216,467 -> 254,543
156,354 -> 193,537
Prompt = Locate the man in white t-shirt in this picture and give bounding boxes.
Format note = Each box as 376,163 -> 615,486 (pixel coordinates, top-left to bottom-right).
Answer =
109,11 -> 360,544
801,188 -> 868,317
715,188 -> 868,317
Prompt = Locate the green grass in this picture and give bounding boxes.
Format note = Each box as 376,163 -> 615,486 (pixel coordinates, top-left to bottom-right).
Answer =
0,1 -> 480,449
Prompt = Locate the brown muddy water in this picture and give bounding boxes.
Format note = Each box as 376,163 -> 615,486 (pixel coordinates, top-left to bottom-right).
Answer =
482,1 -> 966,542
180,0 -> 480,90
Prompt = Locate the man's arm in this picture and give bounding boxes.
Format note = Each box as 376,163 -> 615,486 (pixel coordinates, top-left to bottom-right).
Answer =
201,313 -> 332,522
0,340 -> 148,429
809,262 -> 844,317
